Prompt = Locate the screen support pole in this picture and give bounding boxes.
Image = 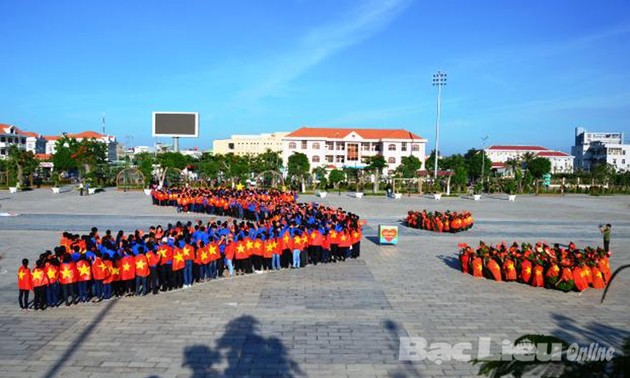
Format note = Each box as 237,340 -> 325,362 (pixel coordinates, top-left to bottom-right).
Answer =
173,137 -> 180,153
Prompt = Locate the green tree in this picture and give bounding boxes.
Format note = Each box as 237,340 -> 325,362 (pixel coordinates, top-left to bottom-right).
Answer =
8,145 -> 38,186
464,148 -> 492,182
156,152 -> 191,170
253,149 -> 283,173
287,152 -> 310,192
527,157 -> 551,179
396,155 -> 423,178
425,149 -> 442,173
364,154 -> 387,192
311,166 -> 327,189
328,169 -> 345,191
133,152 -> 156,186
441,154 -> 468,191
52,137 -> 79,173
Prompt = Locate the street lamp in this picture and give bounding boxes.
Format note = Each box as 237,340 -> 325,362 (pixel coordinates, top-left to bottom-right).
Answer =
481,136 -> 488,184
432,71 -> 447,181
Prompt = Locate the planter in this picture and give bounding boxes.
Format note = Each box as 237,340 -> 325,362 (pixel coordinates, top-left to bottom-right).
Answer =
88,188 -> 96,195
351,192 -> 364,199
473,194 -> 481,201
508,195 -> 516,202
315,191 -> 327,198
144,189 -> 153,196
52,187 -> 61,194
9,187 -> 18,193
394,193 -> 402,199
433,193 -> 442,200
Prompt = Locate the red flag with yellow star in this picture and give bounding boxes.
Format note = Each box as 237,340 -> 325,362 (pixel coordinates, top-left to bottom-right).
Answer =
17,266 -> 33,291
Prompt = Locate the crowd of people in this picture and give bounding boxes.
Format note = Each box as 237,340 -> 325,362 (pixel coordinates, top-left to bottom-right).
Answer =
458,241 -> 612,292
17,187 -> 363,311
406,210 -> 474,233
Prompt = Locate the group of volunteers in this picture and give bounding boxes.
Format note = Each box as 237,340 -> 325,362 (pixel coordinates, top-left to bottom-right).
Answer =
17,187 -> 363,311
458,241 -> 612,292
406,210 -> 474,233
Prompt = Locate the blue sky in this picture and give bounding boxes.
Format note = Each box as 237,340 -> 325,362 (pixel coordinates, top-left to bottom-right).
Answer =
1,0 -> 629,154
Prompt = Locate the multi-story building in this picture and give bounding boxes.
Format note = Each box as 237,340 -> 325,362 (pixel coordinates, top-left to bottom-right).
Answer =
572,127 -> 628,172
0,124 -> 27,159
485,145 -> 574,174
213,132 -> 289,156
44,131 -> 119,162
282,127 -> 427,175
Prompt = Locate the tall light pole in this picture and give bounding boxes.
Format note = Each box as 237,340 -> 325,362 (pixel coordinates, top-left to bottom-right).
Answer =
481,136 -> 489,184
432,71 -> 447,181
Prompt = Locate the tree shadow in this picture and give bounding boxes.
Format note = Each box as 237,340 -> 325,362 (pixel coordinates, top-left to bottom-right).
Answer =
550,313 -> 630,350
178,315 -> 303,378
382,319 -> 423,378
437,254 -> 460,271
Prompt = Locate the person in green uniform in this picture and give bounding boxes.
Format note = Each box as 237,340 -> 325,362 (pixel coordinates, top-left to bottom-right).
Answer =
600,223 -> 611,252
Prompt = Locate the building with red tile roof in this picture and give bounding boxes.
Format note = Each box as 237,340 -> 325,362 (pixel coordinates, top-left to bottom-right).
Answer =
485,145 -> 574,174
282,127 -> 427,174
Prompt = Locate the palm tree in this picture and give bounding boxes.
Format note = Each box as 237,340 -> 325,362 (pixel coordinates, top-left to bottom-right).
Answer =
365,155 -> 387,193
504,157 -> 522,193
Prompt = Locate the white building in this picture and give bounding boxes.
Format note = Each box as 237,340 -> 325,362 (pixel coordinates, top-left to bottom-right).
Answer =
572,127 -> 629,172
213,132 -> 289,156
485,145 -> 574,174
44,131 -> 119,162
282,127 -> 427,175
0,124 -> 27,159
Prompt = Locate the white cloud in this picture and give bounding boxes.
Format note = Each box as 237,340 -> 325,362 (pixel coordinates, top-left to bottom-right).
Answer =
236,0 -> 411,103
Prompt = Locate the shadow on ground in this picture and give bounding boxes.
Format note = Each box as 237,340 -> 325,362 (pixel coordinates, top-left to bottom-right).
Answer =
178,315 -> 304,378
437,254 -> 461,271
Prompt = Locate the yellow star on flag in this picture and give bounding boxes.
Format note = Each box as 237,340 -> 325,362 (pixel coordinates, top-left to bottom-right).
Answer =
136,259 -> 146,271
236,183 -> 244,190
311,232 -> 317,240
340,235 -> 347,241
236,244 -> 245,253
200,251 -> 208,261
78,264 -> 91,277
122,262 -> 131,272
158,248 -> 167,258
32,269 -> 43,282
18,270 -> 26,280
183,246 -> 192,257
246,240 -> 254,250
254,241 -> 262,249
174,252 -> 184,264
525,267 -> 532,275
99,262 -> 107,271
330,231 -> 337,238
209,245 -> 218,255
112,267 -> 120,275
265,243 -> 274,252
61,268 -> 73,280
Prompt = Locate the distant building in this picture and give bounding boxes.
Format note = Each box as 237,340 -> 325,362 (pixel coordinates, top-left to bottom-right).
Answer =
44,131 -> 119,162
0,123 -> 48,158
213,132 -> 289,156
282,127 -> 427,175
572,127 -> 629,172
485,145 -> 574,174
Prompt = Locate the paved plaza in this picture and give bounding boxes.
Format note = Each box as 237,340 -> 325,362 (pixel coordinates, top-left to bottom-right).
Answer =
0,189 -> 628,377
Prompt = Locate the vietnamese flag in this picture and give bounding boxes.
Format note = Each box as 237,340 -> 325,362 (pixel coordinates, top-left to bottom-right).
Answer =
120,255 -> 136,280
598,258 -> 612,282
531,265 -> 544,287
76,260 -> 92,281
520,260 -> 532,284
591,267 -> 606,289
486,259 -> 502,281
208,243 -> 221,262
545,264 -> 560,287
582,266 -> 593,286
135,254 -> 149,278
17,266 -> 33,291
572,267 -> 588,291
502,259 -> 517,281
172,250 -> 185,271
471,257 -> 483,278
459,252 -> 470,274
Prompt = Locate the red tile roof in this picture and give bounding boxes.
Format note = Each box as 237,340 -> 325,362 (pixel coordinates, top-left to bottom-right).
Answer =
487,145 -> 548,151
537,151 -> 571,157
69,131 -> 107,139
287,127 -> 423,140
14,128 -> 39,138
492,162 -> 506,168
44,135 -> 60,141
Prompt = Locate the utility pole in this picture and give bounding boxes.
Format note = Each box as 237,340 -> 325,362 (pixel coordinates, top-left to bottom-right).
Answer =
481,136 -> 488,184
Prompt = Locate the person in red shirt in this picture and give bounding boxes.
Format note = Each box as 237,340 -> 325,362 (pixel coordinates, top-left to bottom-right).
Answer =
120,249 -> 136,296
145,243 -> 161,294
59,255 -> 76,306
135,247 -> 150,296
76,255 -> 92,303
32,260 -> 49,310
17,258 -> 33,311
102,255 -> 114,300
157,240 -> 173,291
91,252 -> 107,302
45,258 -> 60,307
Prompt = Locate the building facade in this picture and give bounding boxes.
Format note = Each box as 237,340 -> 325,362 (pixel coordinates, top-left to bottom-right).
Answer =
485,145 -> 574,174
44,131 -> 119,162
0,124 -> 27,159
572,127 -> 628,172
282,127 -> 427,175
213,132 -> 289,156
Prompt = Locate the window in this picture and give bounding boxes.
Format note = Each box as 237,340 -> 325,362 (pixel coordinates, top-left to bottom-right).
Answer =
388,144 -> 396,151
347,144 -> 358,161
312,156 -> 320,163
312,142 -> 320,149
375,144 -> 381,152
228,143 -> 235,150
412,144 -> 420,151
21,138 -> 26,144
388,157 -> 396,164
325,155 -> 334,163
336,142 -> 345,150
289,142 -> 297,149
325,142 -> 334,150
0,137 -> 4,142
335,156 -> 345,163
301,141 -> 307,149
401,143 -> 407,152
361,143 -> 370,151
0,149 -> 5,155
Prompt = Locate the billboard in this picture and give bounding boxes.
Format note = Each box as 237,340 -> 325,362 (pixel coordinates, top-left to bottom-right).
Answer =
379,225 -> 398,245
152,112 -> 199,137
